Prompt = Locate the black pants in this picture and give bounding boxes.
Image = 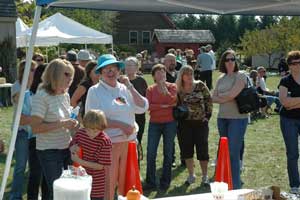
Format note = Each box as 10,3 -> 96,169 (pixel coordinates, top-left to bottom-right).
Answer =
28,138 -> 48,200
200,70 -> 213,90
135,114 -> 146,144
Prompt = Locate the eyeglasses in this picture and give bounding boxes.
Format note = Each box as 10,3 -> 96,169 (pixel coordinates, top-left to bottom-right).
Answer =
288,61 -> 300,66
64,72 -> 72,78
102,66 -> 119,72
225,58 -> 236,62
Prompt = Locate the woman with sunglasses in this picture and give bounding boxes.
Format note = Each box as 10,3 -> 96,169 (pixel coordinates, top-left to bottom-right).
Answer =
279,50 -> 300,194
31,59 -> 79,200
212,49 -> 248,189
85,54 -> 148,200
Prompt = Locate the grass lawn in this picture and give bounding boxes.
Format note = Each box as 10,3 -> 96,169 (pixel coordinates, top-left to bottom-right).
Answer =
0,72 -> 289,199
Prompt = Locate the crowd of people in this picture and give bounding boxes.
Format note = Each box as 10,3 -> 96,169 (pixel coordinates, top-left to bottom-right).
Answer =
5,46 -> 300,199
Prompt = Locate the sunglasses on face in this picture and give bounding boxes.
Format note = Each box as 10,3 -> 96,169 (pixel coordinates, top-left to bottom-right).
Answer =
35,59 -> 43,62
288,61 -> 300,66
64,72 -> 72,78
225,58 -> 236,62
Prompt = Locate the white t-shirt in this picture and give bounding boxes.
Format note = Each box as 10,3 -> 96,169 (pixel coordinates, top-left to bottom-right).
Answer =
256,77 -> 268,91
85,80 -> 148,143
31,89 -> 72,150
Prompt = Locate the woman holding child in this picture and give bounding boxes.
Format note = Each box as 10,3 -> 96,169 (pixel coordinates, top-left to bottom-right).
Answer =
85,54 -> 148,199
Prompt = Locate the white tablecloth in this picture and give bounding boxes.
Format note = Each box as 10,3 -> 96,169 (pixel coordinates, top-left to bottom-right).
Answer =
154,189 -> 254,200
53,174 -> 92,200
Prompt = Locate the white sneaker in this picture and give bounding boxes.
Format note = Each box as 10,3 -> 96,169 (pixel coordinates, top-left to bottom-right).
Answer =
185,174 -> 196,185
201,175 -> 210,185
290,187 -> 299,194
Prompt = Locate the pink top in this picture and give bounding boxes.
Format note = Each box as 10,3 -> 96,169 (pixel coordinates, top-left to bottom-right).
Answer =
146,82 -> 177,123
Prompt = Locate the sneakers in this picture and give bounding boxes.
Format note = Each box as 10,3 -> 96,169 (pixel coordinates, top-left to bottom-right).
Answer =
184,174 -> 196,185
201,175 -> 210,186
290,187 -> 299,194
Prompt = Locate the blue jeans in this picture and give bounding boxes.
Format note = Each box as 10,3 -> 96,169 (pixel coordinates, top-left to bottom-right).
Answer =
146,121 -> 177,187
265,95 -> 281,108
217,118 -> 248,189
37,148 -> 71,200
280,116 -> 300,188
10,130 -> 29,200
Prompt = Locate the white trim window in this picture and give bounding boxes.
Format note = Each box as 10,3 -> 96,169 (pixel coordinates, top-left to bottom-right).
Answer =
129,31 -> 138,44
142,31 -> 151,44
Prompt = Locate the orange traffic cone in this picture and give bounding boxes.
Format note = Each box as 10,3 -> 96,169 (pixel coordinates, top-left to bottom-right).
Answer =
123,141 -> 143,195
215,137 -> 233,190
73,146 -> 83,167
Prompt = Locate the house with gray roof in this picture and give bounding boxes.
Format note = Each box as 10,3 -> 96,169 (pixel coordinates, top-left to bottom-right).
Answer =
0,0 -> 17,82
153,29 -> 215,57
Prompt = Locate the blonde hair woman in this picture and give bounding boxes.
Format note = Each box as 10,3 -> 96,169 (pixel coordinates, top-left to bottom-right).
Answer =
31,59 -> 79,200
176,65 -> 212,186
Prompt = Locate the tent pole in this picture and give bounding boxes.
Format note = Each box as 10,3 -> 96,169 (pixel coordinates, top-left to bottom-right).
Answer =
0,6 -> 42,200
57,46 -> 60,57
46,47 -> 49,63
85,44 -> 87,50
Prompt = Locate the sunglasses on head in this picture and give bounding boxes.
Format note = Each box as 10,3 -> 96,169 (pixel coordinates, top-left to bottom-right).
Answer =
225,58 -> 236,62
288,61 -> 300,66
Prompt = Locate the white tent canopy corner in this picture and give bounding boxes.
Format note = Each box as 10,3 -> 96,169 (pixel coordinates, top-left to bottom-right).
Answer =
16,12 -> 113,47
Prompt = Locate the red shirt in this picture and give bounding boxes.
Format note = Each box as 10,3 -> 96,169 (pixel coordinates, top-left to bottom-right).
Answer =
72,129 -> 112,198
146,82 -> 177,123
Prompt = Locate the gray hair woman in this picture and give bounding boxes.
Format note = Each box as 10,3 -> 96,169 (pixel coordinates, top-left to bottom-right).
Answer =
176,65 -> 212,186
124,56 -> 148,161
85,54 -> 148,199
31,59 -> 79,199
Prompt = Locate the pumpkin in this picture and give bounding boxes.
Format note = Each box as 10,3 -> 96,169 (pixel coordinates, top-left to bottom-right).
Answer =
126,186 -> 141,200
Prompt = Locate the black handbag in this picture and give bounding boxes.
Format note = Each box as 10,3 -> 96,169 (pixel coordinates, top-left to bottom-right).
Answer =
235,76 -> 260,114
173,94 -> 189,120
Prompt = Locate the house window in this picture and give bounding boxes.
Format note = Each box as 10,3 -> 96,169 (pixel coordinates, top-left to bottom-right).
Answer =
129,31 -> 138,44
142,31 -> 151,44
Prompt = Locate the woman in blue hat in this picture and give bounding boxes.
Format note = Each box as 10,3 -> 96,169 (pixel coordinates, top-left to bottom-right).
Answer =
85,54 -> 149,199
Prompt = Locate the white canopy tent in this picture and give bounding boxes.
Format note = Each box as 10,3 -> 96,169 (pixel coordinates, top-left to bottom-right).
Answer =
16,12 -> 113,47
16,18 -> 30,48
2,0 -> 300,199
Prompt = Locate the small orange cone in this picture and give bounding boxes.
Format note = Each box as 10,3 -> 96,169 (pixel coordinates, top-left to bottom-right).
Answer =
215,137 -> 233,190
123,141 -> 143,195
73,146 -> 83,167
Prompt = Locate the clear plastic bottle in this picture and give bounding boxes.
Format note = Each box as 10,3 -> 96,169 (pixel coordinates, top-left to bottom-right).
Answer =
70,106 -> 80,120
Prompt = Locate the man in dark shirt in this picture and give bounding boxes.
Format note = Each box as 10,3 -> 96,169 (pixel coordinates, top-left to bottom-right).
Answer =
164,53 -> 185,167
164,53 -> 177,83
67,50 -> 85,98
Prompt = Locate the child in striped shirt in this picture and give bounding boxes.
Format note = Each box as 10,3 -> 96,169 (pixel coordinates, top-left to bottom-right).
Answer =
70,110 -> 112,200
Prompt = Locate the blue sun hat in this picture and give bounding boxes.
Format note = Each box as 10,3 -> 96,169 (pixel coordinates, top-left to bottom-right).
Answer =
95,54 -> 125,74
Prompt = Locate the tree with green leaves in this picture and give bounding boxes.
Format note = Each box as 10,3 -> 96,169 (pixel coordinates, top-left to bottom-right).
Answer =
240,17 -> 300,68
